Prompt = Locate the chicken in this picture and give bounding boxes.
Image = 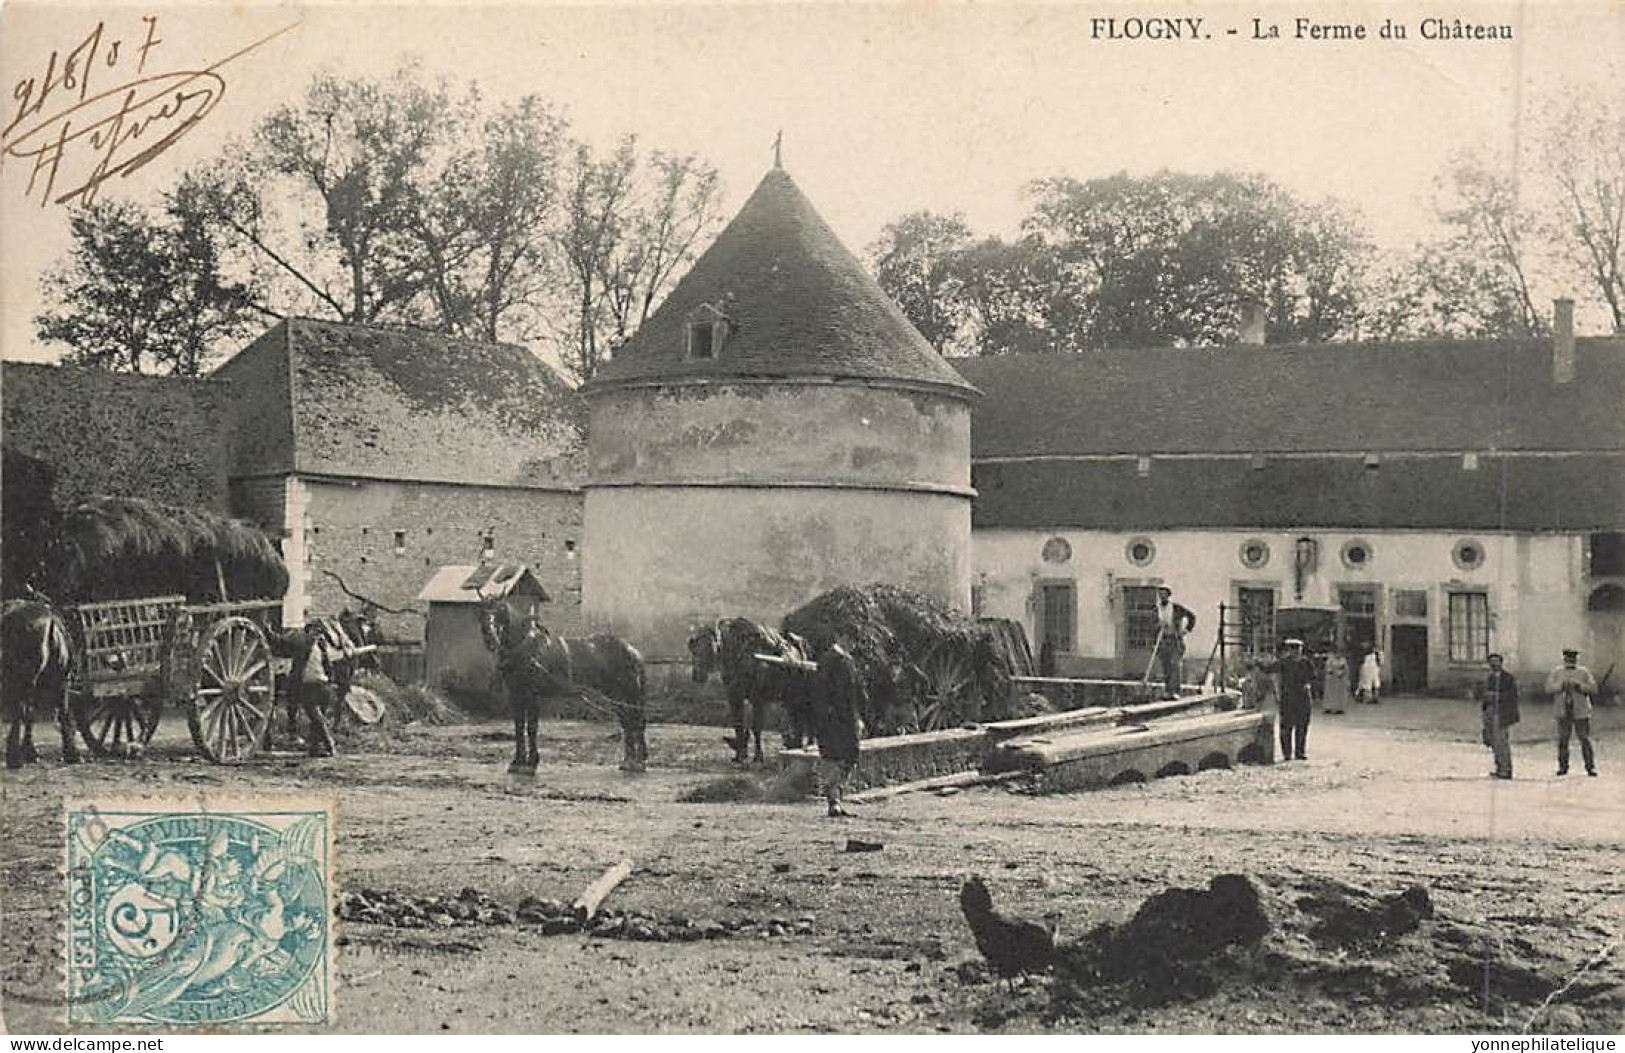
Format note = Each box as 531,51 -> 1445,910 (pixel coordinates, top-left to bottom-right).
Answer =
958,875 -> 1057,988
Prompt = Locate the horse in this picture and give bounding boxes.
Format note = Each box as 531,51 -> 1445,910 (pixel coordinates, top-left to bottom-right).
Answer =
478,599 -> 647,774
687,618 -> 815,763
2,596 -> 80,768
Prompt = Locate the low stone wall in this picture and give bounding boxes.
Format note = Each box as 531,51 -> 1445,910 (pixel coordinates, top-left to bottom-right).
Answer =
777,726 -> 989,792
989,711 -> 1276,793
777,690 -> 1251,792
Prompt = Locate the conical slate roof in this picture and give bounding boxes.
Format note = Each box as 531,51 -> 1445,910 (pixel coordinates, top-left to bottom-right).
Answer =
587,167 -> 977,396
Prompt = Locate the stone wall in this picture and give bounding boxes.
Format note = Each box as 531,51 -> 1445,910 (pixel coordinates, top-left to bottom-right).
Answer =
294,476 -> 583,640
588,381 -> 971,489
584,484 -> 972,667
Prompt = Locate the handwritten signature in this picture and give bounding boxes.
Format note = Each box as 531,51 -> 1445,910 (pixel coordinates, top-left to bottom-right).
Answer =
1,15 -> 299,208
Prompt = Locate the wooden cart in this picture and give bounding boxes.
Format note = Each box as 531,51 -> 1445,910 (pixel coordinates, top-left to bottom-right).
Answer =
66,595 -> 292,763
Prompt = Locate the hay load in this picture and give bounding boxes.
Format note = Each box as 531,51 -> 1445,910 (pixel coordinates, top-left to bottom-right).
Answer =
782,583 -> 1009,734
48,496 -> 289,603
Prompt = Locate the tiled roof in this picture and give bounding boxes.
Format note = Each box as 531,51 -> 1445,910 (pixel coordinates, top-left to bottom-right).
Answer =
1,361 -> 229,511
957,338 -> 1625,457
971,453 -> 1625,532
212,319 -> 584,488
418,563 -> 549,604
587,168 -> 977,396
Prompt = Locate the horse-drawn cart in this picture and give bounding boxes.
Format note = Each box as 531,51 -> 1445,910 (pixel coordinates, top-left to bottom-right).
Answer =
67,595 -> 293,763
781,584 -> 1011,734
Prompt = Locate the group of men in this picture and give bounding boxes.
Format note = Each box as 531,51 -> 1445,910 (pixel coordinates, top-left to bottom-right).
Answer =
1479,647 -> 1601,780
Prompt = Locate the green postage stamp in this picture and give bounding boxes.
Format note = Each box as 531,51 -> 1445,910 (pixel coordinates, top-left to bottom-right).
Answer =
64,797 -> 335,1027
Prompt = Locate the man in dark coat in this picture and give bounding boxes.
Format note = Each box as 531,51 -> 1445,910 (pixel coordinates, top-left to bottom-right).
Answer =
813,644 -> 864,817
1261,639 -> 1317,761
1481,653 -> 1520,779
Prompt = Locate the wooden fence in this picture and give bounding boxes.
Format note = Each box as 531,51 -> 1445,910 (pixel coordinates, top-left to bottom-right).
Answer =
373,641 -> 426,685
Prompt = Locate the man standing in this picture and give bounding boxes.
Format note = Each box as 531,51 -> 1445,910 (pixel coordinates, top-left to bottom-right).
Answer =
295,628 -> 338,758
1481,653 -> 1520,780
813,644 -> 864,817
1546,648 -> 1599,777
1153,586 -> 1197,700
1260,639 -> 1317,761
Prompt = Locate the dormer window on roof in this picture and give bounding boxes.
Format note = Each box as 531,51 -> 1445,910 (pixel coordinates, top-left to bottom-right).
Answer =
686,304 -> 732,360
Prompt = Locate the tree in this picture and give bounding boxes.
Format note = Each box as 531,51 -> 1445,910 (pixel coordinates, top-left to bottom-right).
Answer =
1362,244 -> 1545,341
38,67 -> 723,381
868,211 -> 973,350
412,95 -> 570,342
1538,85 -> 1625,332
552,140 -> 723,383
1023,170 -> 1369,349
941,236 -> 1069,356
35,198 -> 260,375
187,65 -> 471,327
1363,150 -> 1548,340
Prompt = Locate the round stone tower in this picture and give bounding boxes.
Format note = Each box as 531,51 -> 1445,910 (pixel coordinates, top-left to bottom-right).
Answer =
580,165 -> 978,661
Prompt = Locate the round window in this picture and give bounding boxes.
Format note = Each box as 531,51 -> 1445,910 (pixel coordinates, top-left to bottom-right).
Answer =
1239,539 -> 1271,570
1126,537 -> 1156,567
1453,539 -> 1485,571
1341,539 -> 1373,569
1042,537 -> 1073,564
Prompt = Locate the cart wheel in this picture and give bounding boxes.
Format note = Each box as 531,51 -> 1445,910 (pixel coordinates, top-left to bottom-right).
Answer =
914,643 -> 982,731
187,616 -> 274,764
72,691 -> 160,759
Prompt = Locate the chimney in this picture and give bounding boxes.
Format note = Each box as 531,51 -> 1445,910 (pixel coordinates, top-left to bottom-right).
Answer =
1237,298 -> 1267,346
1553,297 -> 1576,384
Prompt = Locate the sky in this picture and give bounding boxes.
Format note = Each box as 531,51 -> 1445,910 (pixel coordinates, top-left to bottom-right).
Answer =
2,0 -> 1621,365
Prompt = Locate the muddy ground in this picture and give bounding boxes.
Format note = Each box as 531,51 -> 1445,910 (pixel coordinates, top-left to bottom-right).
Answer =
3,697 -> 1622,1034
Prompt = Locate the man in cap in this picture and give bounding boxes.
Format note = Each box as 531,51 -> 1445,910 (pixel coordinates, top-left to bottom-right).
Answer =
1259,639 -> 1317,760
1480,653 -> 1519,779
1545,648 -> 1599,776
1153,586 -> 1198,700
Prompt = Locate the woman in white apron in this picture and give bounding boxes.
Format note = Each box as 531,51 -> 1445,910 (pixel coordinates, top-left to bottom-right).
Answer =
1357,645 -> 1383,705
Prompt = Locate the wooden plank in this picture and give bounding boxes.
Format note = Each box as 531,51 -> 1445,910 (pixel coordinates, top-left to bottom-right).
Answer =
847,769 -> 1028,803
753,651 -> 816,672
573,858 -> 634,922
180,599 -> 282,617
71,595 -> 188,615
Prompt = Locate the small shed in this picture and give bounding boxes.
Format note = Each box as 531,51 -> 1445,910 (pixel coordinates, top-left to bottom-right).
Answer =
419,564 -> 550,695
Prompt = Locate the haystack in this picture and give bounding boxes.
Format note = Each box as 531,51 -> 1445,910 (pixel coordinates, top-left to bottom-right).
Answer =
782,583 -> 1007,733
49,496 -> 288,603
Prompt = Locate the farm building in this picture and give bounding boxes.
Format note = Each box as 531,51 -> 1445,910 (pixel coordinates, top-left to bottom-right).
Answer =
2,321 -> 587,644
210,319 -> 586,640
579,164 -> 979,675
958,303 -> 1625,696
419,563 -> 551,696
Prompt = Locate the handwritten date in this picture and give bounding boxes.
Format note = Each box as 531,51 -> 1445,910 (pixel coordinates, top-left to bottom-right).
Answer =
1,14 -> 298,208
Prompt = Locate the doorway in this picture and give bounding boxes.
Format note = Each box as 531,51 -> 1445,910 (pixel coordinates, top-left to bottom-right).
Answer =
1037,582 -> 1076,655
1390,625 -> 1428,694
1338,586 -> 1379,670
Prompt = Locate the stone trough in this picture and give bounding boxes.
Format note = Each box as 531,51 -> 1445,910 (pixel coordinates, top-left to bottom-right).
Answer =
777,688 -> 1274,794
986,709 -> 1275,794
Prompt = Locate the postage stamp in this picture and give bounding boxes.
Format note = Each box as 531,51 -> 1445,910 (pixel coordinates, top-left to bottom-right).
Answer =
63,796 -> 335,1027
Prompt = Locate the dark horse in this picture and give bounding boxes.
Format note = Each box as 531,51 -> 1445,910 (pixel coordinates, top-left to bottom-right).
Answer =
478,600 -> 648,774
688,618 -> 815,763
2,597 -> 80,768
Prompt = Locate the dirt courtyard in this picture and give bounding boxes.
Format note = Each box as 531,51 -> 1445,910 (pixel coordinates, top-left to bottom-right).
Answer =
3,697 -> 1622,1034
